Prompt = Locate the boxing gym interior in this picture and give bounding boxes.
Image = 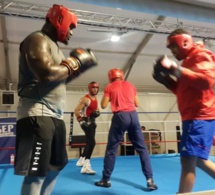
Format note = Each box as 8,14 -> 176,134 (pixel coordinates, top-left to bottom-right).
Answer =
0,0 -> 215,194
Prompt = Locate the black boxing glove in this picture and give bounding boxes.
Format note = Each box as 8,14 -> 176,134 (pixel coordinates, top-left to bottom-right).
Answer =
61,48 -> 98,78
152,68 -> 171,87
77,116 -> 89,130
60,57 -> 80,75
154,55 -> 181,77
90,110 -> 100,118
153,62 -> 177,88
70,48 -> 97,72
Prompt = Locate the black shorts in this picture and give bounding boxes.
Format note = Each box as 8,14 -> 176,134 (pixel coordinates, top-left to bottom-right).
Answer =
14,116 -> 68,177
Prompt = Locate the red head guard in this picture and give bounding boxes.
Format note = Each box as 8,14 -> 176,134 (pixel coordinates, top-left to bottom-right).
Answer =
46,4 -> 77,42
166,34 -> 194,61
88,82 -> 99,95
108,68 -> 124,83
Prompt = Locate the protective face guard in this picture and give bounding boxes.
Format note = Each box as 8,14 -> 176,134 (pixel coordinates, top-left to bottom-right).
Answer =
108,69 -> 124,82
166,34 -> 193,61
88,83 -> 99,95
46,4 -> 78,42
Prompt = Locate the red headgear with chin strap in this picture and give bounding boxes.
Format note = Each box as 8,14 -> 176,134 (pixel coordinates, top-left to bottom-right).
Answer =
46,4 -> 77,42
88,82 -> 99,95
166,34 -> 194,61
108,68 -> 124,83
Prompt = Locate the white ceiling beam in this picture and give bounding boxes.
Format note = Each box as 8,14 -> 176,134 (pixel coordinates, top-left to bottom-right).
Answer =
123,16 -> 166,81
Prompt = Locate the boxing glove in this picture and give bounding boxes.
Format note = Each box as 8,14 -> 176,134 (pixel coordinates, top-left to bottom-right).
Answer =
90,110 -> 100,118
60,48 -> 98,77
152,64 -> 175,87
77,116 -> 89,130
153,68 -> 169,87
154,55 -> 181,78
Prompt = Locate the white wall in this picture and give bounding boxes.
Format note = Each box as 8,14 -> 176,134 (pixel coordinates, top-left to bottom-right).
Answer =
0,90 -> 183,159
65,91 -> 181,158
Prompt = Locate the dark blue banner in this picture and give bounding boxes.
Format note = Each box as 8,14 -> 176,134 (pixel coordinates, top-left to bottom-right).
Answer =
0,117 -> 16,164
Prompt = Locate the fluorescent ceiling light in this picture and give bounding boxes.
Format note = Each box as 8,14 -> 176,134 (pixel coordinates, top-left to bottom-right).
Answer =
111,34 -> 120,42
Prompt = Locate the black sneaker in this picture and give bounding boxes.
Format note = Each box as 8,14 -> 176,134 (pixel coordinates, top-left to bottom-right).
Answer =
95,179 -> 111,188
147,179 -> 158,190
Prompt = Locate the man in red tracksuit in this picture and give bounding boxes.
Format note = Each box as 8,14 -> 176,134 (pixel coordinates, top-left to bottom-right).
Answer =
153,28 -> 215,193
95,68 -> 157,190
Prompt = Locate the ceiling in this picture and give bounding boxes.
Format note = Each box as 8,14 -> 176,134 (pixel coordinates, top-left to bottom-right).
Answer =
1,0 -> 215,93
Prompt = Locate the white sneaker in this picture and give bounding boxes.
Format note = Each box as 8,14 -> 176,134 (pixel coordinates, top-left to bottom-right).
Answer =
81,166 -> 96,175
81,159 -> 96,175
76,156 -> 85,167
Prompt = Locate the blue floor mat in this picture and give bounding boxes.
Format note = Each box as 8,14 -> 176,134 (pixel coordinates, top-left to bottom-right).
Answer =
0,154 -> 214,195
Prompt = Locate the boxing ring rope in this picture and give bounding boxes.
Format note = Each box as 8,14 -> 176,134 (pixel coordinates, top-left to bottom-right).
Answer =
69,109 -> 182,156
0,138 -> 214,161
0,111 -> 183,160
1,111 -> 215,194
1,110 -> 214,161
